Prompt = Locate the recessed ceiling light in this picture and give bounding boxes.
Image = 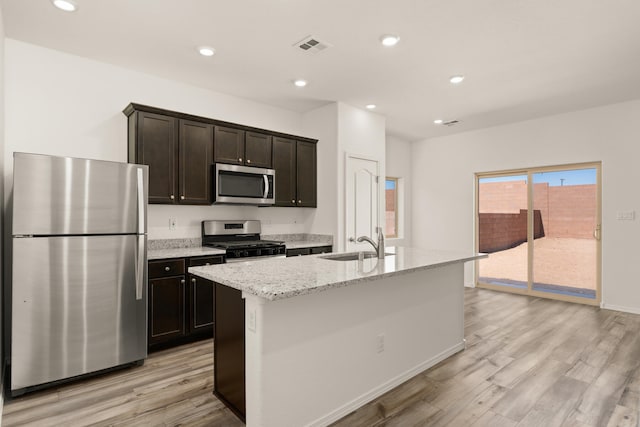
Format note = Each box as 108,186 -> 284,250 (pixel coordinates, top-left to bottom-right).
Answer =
380,34 -> 400,47
366,104 -> 376,110
434,119 -> 444,125
449,75 -> 465,84
293,79 -> 308,87
52,0 -> 77,12
198,46 -> 216,57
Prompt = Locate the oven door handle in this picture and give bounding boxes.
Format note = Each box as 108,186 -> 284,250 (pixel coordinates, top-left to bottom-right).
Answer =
263,174 -> 269,198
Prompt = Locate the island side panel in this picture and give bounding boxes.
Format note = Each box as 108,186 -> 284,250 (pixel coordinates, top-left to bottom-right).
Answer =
244,262 -> 465,427
214,282 -> 246,421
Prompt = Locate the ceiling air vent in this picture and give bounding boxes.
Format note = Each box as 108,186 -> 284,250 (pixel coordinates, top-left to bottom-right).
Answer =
443,120 -> 460,127
293,36 -> 332,54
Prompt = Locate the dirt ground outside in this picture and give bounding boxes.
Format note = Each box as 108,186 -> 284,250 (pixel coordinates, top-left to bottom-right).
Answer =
478,236 -> 597,292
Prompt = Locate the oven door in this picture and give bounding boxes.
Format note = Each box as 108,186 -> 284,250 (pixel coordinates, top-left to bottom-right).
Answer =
213,163 -> 275,206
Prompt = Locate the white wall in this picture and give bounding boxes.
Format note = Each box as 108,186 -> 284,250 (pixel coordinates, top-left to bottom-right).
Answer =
385,135 -> 412,247
412,99 -> 640,312
302,103 -> 339,237
3,39 -> 319,239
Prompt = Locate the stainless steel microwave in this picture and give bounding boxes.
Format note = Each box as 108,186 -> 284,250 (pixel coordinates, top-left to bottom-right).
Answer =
213,163 -> 275,206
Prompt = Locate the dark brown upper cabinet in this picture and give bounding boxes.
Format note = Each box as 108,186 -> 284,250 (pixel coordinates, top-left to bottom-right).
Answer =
127,109 -> 212,205
130,111 -> 178,204
272,137 -> 317,207
214,126 -> 245,166
244,132 -> 273,168
214,127 -> 273,168
296,141 -> 317,207
124,103 -> 316,207
179,120 -> 213,204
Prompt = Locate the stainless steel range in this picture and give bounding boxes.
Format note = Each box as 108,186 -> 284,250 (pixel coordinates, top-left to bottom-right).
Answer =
202,220 -> 286,262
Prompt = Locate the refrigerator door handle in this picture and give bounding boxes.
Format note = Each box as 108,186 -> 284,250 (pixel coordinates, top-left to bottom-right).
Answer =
135,235 -> 145,300
137,168 -> 145,233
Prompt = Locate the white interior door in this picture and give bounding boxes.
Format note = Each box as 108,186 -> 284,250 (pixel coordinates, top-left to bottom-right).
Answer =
345,155 -> 379,252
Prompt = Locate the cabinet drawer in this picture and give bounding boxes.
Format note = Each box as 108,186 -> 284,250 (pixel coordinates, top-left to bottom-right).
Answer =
149,259 -> 185,278
189,255 -> 224,267
310,246 -> 332,255
286,248 -> 311,257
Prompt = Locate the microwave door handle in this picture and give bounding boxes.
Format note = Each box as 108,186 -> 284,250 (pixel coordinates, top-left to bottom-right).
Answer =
263,175 -> 269,198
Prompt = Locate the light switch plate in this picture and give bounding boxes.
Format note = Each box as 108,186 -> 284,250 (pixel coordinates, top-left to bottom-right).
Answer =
248,309 -> 257,332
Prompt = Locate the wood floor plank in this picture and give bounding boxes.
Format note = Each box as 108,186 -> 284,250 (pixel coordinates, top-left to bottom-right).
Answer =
515,376 -> 590,427
4,288 -> 640,427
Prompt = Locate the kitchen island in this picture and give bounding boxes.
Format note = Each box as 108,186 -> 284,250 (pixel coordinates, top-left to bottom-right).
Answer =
189,247 -> 485,427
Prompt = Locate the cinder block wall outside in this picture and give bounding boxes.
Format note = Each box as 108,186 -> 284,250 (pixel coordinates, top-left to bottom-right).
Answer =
478,181 -> 596,252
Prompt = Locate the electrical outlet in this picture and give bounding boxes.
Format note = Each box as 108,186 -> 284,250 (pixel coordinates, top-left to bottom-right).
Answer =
616,211 -> 636,221
169,218 -> 177,230
376,333 -> 385,353
248,309 -> 257,332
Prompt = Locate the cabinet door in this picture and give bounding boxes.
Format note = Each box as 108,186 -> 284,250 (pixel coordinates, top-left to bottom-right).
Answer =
310,245 -> 332,255
296,141 -> 317,207
272,137 -> 296,207
214,126 -> 245,165
245,132 -> 273,168
189,275 -> 214,334
148,276 -> 186,346
286,247 -> 311,257
179,120 -> 213,204
137,112 -> 178,204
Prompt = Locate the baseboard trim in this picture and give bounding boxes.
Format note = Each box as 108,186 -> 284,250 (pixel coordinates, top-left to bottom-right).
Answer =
305,341 -> 466,427
600,302 -> 640,315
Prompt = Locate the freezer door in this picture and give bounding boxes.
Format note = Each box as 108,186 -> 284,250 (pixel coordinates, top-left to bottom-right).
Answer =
12,153 -> 148,236
11,235 -> 147,391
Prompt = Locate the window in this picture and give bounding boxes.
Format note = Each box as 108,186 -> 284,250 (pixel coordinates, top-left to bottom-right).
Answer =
385,177 -> 398,238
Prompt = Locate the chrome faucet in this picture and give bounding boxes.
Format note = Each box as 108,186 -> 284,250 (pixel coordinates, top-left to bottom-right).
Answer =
356,227 -> 386,259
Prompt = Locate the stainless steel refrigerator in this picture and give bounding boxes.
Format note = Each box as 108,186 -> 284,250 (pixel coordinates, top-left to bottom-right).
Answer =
11,152 -> 148,394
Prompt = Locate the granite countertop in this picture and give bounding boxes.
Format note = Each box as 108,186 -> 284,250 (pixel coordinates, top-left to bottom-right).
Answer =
189,247 -> 486,301
148,246 -> 226,260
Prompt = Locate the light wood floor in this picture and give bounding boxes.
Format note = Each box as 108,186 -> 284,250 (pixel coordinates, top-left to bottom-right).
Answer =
4,288 -> 640,426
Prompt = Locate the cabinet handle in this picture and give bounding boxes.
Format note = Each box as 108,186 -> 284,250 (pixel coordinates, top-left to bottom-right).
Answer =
192,278 -> 196,285
298,200 -> 302,204
170,195 -> 175,200
247,159 -> 251,164
165,266 -> 171,272
181,279 -> 186,334
291,199 -> 295,204
180,195 -> 185,200
238,157 -> 243,162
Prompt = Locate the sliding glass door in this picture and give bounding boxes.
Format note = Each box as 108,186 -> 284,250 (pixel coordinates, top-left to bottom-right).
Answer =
476,164 -> 601,305
477,174 -> 529,290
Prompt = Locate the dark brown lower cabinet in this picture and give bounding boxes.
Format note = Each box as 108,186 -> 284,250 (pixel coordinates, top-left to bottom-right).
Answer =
286,245 -> 332,257
214,282 -> 246,421
148,255 -> 223,350
149,276 -> 186,345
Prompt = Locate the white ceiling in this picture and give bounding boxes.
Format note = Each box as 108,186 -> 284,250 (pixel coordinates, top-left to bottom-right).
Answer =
2,0 -> 640,141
